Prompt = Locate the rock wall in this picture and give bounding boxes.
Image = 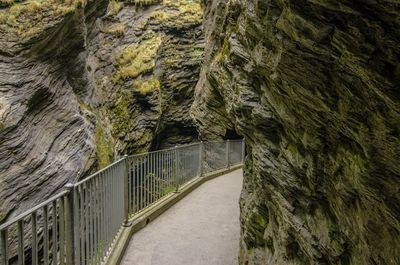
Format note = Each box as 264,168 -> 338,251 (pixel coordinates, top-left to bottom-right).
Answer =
191,0 -> 400,264
0,0 -> 203,223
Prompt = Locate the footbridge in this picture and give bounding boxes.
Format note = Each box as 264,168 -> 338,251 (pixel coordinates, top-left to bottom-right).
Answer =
0,140 -> 245,265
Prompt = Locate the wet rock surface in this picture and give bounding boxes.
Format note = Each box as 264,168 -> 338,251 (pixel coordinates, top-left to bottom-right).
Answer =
191,0 -> 400,264
0,0 -> 203,223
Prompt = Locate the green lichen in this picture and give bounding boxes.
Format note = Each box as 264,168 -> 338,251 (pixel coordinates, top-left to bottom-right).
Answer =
135,130 -> 153,153
112,97 -> 131,136
133,78 -> 160,95
101,22 -> 125,36
108,0 -> 122,15
150,0 -> 202,26
95,123 -> 113,169
192,47 -> 204,58
114,33 -> 163,82
124,0 -> 161,6
0,0 -> 85,38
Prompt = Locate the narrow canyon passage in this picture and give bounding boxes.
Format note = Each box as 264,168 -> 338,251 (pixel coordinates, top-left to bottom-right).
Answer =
120,169 -> 243,265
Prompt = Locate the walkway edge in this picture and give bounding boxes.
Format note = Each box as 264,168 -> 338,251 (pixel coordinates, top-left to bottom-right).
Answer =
105,165 -> 244,265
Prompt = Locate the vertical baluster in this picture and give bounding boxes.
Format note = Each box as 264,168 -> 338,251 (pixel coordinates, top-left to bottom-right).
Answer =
111,166 -> 114,235
59,198 -> 65,265
94,178 -> 99,264
17,220 -> 24,265
94,178 -> 99,262
121,161 -> 125,225
157,152 -> 160,200
145,154 -> 148,208
79,185 -> 85,265
150,153 -> 153,204
0,228 -> 8,265
140,156 -> 143,211
127,157 -> 131,215
167,152 -> 170,190
65,185 -> 76,265
149,153 -> 152,205
84,182 -> 90,265
137,157 -> 140,211
114,164 -> 118,234
31,212 -> 38,265
100,174 -> 105,262
107,168 -> 112,246
89,180 -> 94,263
111,166 -> 115,237
132,158 -> 136,214
154,152 -> 156,203
52,201 -> 58,265
169,151 -> 172,189
124,156 -> 129,225
43,205 -> 49,265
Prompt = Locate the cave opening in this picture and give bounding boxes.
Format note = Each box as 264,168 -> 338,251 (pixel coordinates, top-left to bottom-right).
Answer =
224,128 -> 242,140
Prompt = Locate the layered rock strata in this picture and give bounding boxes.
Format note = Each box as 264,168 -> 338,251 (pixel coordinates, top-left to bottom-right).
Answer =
0,0 -> 203,223
191,0 -> 400,264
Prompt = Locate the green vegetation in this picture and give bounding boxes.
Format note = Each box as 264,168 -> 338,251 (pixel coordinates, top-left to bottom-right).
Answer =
0,0 -> 86,37
0,0 -> 14,7
161,185 -> 175,196
145,173 -> 175,198
95,122 -> 113,169
133,78 -> 160,95
112,97 -> 131,136
101,22 -> 125,36
114,33 -> 163,82
125,0 -> 161,6
150,0 -> 202,26
192,47 -> 204,58
108,0 -> 122,15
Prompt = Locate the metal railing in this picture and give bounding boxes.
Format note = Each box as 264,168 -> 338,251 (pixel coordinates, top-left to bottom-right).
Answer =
0,139 -> 245,265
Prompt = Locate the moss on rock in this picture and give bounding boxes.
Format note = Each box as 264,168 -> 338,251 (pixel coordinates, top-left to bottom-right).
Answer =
114,33 -> 163,82
111,96 -> 131,137
150,0 -> 202,27
0,0 -> 85,38
95,123 -> 113,169
133,78 -> 160,95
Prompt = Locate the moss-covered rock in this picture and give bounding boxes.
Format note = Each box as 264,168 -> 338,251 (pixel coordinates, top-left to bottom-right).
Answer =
114,33 -> 163,82
192,0 -> 400,264
95,122 -> 113,169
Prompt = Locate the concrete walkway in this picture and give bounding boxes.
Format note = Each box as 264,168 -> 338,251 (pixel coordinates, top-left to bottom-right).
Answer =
120,169 -> 243,265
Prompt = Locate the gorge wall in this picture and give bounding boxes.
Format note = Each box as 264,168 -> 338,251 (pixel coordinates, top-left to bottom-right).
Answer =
0,0 -> 203,222
191,0 -> 400,264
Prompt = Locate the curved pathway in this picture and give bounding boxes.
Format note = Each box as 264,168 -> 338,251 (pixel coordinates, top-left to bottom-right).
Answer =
120,169 -> 243,265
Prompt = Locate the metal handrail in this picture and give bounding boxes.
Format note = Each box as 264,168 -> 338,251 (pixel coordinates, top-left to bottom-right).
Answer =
0,139 -> 245,265
0,191 -> 69,231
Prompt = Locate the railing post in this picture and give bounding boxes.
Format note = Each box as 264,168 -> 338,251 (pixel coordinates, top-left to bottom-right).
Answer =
199,141 -> 204,177
123,155 -> 130,226
174,146 -> 180,193
226,139 -> 230,169
64,183 -> 76,265
0,229 -> 8,265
